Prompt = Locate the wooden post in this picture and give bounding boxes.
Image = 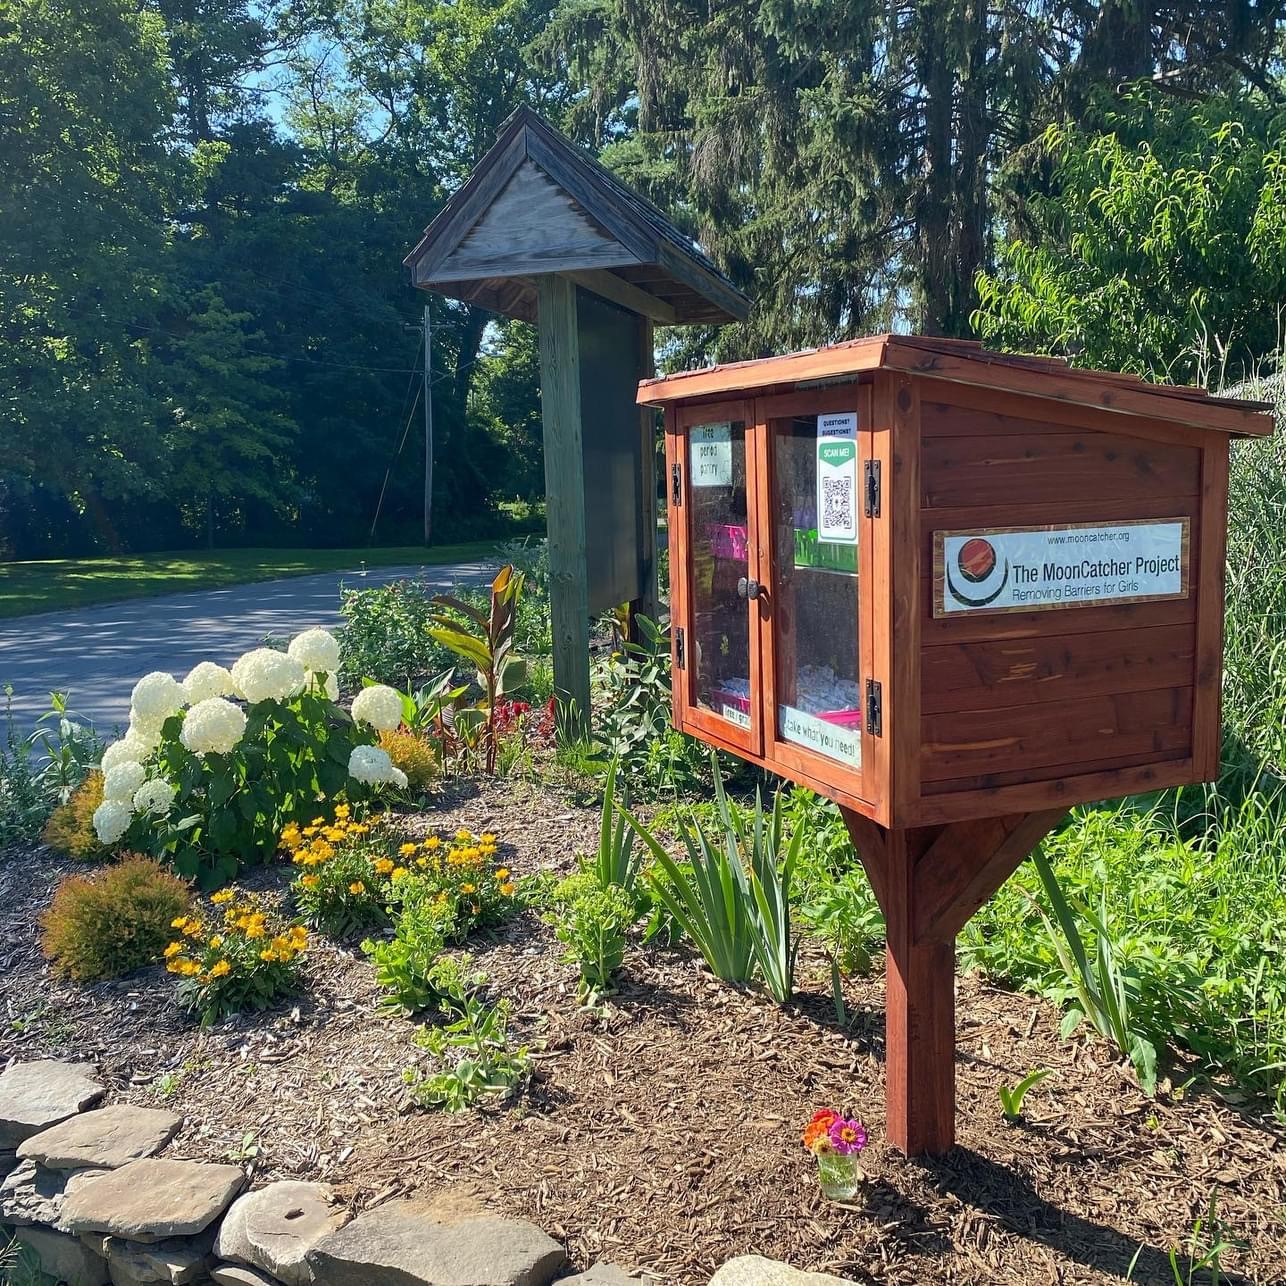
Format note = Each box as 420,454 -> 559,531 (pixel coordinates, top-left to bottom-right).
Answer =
537,276 -> 591,740
843,808 -> 1065,1156
633,317 -> 659,631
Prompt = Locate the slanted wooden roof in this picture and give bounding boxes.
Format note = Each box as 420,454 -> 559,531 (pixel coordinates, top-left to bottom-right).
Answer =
638,334 -> 1275,437
404,108 -> 750,327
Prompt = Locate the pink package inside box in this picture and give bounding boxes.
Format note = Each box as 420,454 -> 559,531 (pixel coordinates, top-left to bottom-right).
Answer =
818,709 -> 863,728
707,523 -> 749,561
711,687 -> 751,715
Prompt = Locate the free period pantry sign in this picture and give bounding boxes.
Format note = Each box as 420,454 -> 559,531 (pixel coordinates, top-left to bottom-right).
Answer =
691,422 -> 732,487
934,517 -> 1190,617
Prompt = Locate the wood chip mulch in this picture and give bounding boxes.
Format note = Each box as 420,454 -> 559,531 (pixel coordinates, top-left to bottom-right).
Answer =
2,778 -> 1284,1284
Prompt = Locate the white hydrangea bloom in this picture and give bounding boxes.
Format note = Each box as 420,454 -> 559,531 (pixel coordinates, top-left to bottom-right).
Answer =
133,777 -> 176,816
350,684 -> 403,732
130,672 -> 186,724
92,799 -> 133,846
127,713 -> 164,750
182,661 -> 235,705
101,736 -> 152,774
348,744 -> 397,784
180,697 -> 248,755
103,760 -> 146,802
288,627 -> 341,675
231,648 -> 306,704
389,766 -> 408,790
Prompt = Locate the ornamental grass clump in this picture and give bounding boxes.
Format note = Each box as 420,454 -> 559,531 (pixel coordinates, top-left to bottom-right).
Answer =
165,889 -> 308,1025
41,856 -> 192,981
90,629 -> 409,889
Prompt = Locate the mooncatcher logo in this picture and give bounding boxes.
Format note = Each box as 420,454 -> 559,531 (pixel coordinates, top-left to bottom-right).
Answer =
946,537 -> 1010,607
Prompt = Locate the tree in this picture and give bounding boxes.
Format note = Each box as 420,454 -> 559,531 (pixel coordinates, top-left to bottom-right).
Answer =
973,89 -> 1286,383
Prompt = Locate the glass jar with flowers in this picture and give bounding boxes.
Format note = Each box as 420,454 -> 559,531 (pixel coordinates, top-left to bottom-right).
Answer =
802,1108 -> 868,1200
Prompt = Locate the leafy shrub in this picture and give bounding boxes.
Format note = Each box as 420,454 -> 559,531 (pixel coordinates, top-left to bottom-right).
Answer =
378,728 -> 438,793
593,617 -> 711,796
42,772 -> 107,860
403,955 -> 532,1111
548,873 -> 636,999
96,631 -> 403,888
166,889 -> 308,1025
41,856 -> 192,981
362,883 -> 455,1014
800,870 -> 885,976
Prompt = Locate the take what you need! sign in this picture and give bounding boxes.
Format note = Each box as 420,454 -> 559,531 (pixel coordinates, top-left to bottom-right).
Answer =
934,518 -> 1190,617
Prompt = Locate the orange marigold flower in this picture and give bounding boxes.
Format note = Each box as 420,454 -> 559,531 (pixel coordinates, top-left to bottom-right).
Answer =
349,881 -> 366,895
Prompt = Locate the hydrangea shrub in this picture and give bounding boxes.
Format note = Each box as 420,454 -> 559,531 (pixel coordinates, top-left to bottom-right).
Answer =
92,630 -> 409,887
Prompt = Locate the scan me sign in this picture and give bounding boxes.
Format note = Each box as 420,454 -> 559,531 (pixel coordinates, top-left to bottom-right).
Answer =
933,518 -> 1190,617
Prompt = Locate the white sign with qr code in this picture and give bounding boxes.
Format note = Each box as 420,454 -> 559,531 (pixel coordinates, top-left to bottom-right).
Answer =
691,422 -> 732,487
816,412 -> 858,543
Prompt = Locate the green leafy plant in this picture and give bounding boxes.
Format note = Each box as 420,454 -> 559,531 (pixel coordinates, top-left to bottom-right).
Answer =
628,753 -> 799,1001
429,565 -> 526,775
40,855 -> 193,981
1031,850 -> 1161,1094
1127,1193 -> 1245,1285
800,869 -> 885,976
548,873 -> 636,999
362,884 -> 455,1015
402,955 -> 532,1111
591,758 -> 639,894
998,1068 -> 1051,1121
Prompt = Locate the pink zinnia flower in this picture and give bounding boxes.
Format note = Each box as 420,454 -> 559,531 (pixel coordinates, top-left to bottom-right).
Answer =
828,1117 -> 867,1155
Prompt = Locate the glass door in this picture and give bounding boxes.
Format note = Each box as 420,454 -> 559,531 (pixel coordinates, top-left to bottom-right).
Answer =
673,399 -> 762,754
759,390 -> 870,794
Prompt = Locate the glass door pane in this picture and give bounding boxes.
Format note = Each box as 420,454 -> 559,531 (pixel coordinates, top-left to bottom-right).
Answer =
687,420 -> 753,731
770,415 -> 863,768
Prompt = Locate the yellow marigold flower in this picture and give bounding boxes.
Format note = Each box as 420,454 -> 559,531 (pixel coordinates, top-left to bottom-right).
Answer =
311,841 -> 334,861
349,881 -> 366,895
415,857 -> 428,869
211,890 -> 235,905
334,803 -> 351,818
184,921 -> 204,938
171,916 -> 189,930
289,925 -> 308,943
460,882 -> 476,895
181,960 -> 202,977
390,867 -> 408,882
435,891 -> 448,904
480,833 -> 496,845
423,836 -> 441,850
209,959 -> 232,978
260,948 -> 278,962
311,816 -> 326,826
163,942 -> 183,958
455,828 -> 472,841
349,823 -> 369,835
245,923 -> 267,940
374,858 -> 394,875
499,882 -> 515,897
303,826 -> 319,837
300,874 -> 319,889
399,843 -> 417,857
271,935 -> 291,953
208,935 -> 223,949
165,959 -> 183,974
495,868 -> 510,880
323,827 -> 345,842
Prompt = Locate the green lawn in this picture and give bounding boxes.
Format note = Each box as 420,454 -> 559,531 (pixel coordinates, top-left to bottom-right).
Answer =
0,543 -> 503,619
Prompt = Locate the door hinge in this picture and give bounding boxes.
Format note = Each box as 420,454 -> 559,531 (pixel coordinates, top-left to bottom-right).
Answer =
674,626 -> 686,670
865,678 -> 883,737
671,462 -> 683,507
864,459 -> 881,518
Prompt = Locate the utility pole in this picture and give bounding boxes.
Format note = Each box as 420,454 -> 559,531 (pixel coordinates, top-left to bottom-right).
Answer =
423,304 -> 433,546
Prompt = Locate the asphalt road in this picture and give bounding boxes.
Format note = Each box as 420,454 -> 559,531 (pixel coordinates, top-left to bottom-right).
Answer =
0,561 -> 497,737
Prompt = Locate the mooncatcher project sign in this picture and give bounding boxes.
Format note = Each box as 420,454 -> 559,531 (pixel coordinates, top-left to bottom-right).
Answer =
933,518 -> 1190,616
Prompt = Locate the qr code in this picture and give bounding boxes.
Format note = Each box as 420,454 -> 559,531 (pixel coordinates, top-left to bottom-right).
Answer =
822,476 -> 853,531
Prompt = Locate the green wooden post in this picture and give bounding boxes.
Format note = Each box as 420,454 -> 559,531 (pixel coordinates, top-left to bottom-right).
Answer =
634,316 -> 660,629
538,275 -> 591,740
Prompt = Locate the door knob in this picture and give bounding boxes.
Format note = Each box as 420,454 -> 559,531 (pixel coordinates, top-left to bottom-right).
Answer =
736,577 -> 763,600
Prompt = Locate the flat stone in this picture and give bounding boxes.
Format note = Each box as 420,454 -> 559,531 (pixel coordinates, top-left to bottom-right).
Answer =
562,1266 -> 645,1285
60,1158 -> 247,1242
14,1224 -> 110,1286
19,1105 -> 182,1171
307,1202 -> 567,1286
215,1180 -> 347,1286
103,1232 -> 214,1284
0,1060 -> 105,1146
709,1256 -> 857,1285
212,1266 -> 278,1286
0,1158 -> 108,1227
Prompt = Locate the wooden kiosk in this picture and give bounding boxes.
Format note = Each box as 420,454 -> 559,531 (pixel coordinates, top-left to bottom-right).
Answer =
404,108 -> 749,734
639,335 -> 1273,1155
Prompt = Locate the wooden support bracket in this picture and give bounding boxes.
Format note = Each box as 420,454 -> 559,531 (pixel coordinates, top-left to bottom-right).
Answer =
841,807 -> 1066,1155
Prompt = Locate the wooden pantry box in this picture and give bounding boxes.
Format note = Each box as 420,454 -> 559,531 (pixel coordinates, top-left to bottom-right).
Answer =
638,336 -> 1273,831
